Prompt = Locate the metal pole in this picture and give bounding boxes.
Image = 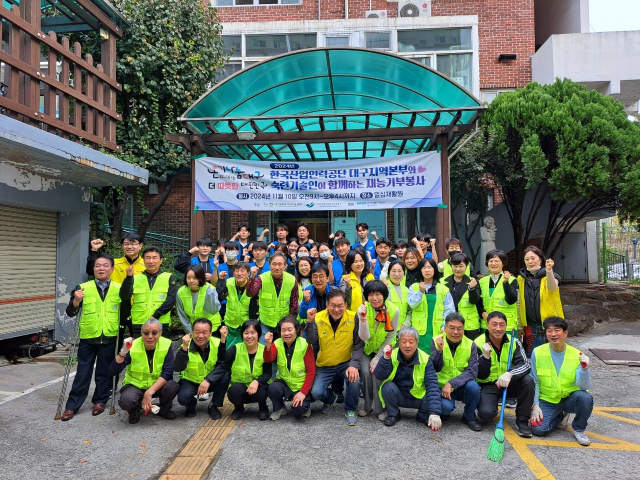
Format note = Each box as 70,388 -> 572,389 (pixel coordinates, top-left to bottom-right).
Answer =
54,311 -> 82,420
109,338 -> 119,415
602,223 -> 608,284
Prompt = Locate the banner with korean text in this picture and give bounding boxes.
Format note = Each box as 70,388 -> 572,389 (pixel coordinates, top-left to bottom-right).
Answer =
194,152 -> 441,211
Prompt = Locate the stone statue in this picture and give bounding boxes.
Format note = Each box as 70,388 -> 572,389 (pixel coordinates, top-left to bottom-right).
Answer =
480,216 -> 497,274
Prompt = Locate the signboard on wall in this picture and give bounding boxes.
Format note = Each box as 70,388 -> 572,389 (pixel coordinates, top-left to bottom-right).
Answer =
194,152 -> 441,211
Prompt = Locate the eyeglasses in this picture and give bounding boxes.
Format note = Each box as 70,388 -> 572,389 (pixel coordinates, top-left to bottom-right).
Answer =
311,274 -> 327,280
142,330 -> 160,336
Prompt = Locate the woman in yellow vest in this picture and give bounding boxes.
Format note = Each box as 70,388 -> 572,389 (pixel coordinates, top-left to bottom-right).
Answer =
176,265 -> 222,335
407,258 -> 455,353
385,261 -> 411,328
479,249 -> 518,332
356,280 -> 399,421
440,253 -> 482,340
517,246 -> 563,356
340,249 -> 375,311
225,319 -> 272,420
264,316 -> 316,420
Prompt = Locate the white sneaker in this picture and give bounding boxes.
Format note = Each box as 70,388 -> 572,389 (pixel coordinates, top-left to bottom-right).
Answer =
270,408 -> 287,421
573,430 -> 590,446
198,393 -> 211,402
302,409 -> 311,418
556,413 -> 570,429
378,412 -> 388,422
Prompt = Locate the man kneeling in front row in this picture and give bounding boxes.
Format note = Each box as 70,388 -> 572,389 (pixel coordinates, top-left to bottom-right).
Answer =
109,319 -> 179,424
530,316 -> 593,446
374,327 -> 442,431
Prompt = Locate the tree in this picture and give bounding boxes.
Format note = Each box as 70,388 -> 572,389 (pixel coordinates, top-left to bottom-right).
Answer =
107,0 -> 227,241
478,78 -> 640,267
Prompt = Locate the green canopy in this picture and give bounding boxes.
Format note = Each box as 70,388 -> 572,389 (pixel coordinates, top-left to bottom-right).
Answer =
176,47 -> 485,161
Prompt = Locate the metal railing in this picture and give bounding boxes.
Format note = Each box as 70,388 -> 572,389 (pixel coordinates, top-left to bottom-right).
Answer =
600,221 -> 640,284
122,228 -> 189,256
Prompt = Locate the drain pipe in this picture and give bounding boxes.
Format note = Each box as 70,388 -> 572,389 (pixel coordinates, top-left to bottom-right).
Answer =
345,0 -> 348,19
318,0 -> 321,20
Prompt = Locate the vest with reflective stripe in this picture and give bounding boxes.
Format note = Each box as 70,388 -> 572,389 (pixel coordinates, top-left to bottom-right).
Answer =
224,278 -> 252,329
479,275 -> 518,331
364,300 -> 398,356
517,274 -> 564,326
123,336 -> 172,389
180,336 -> 221,384
410,283 -> 447,335
535,344 -> 582,404
441,259 -> 470,279
78,280 -> 121,339
275,337 -> 308,392
259,272 -> 296,327
474,335 -> 514,383
457,288 -> 480,331
435,335 -> 473,388
315,309 -> 356,367
177,285 -> 221,331
231,342 -> 265,386
387,282 -> 409,326
379,348 -> 430,407
131,272 -> 172,325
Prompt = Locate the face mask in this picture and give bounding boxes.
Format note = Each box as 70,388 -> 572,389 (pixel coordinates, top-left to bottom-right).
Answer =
319,251 -> 331,260
226,251 -> 238,261
297,252 -> 309,258
448,250 -> 460,258
527,266 -> 541,274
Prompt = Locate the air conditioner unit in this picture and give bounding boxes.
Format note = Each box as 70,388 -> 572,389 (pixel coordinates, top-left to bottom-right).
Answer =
397,1 -> 431,17
365,10 -> 387,19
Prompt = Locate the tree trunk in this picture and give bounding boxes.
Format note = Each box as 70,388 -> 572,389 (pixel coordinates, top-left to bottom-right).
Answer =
136,170 -> 183,241
110,188 -> 129,244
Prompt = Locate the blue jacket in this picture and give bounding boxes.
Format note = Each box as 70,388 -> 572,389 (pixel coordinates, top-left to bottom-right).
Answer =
331,258 -> 346,287
352,240 -> 377,260
249,261 -> 270,275
299,283 -> 339,319
374,350 -> 442,415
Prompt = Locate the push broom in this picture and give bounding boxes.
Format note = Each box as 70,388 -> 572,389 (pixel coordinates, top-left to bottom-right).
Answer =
486,329 -> 516,462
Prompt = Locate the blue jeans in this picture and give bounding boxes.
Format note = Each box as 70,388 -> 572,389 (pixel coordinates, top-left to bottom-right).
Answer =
531,390 -> 594,435
311,361 -> 361,412
258,323 -> 278,345
380,381 -> 431,418
440,380 -> 481,421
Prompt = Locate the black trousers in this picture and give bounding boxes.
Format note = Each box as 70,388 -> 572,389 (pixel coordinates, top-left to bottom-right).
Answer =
267,380 -> 312,418
227,382 -> 268,411
119,380 -> 179,414
177,373 -> 229,410
65,339 -> 116,412
477,375 -> 534,423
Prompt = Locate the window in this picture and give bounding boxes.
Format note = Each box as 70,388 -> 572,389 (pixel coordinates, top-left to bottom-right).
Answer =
397,28 -> 471,53
436,53 -> 472,91
365,32 -> 391,50
216,62 -> 242,81
480,89 -> 515,104
221,35 -> 242,57
326,36 -> 350,47
245,33 -> 316,57
408,56 -> 431,68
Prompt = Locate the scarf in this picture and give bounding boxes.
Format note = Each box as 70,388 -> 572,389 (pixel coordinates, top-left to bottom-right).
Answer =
374,304 -> 393,332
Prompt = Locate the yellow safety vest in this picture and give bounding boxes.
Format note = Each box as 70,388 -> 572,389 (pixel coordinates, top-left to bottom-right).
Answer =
535,343 -> 582,404
78,280 -> 121,339
275,337 -> 308,392
410,282 -> 447,335
387,281 -> 409,326
479,275 -> 518,331
441,259 -> 470,278
259,272 -> 296,328
517,274 -> 564,326
363,300 -> 398,356
231,342 -> 265,387
379,348 -> 430,407
435,335 -> 473,388
177,285 -> 221,331
315,309 -> 356,368
123,336 -> 172,389
474,334 -> 514,383
131,272 -> 172,325
344,271 -> 375,312
180,336 -> 221,384
224,278 -> 252,329
111,256 -> 146,284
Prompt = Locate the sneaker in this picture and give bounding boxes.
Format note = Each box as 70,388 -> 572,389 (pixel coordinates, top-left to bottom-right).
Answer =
270,408 -> 287,421
515,418 -> 533,438
302,408 -> 311,418
573,430 -> 590,446
378,412 -> 388,422
358,408 -> 372,417
505,398 -> 517,409
322,393 -> 337,415
198,393 -> 211,402
336,393 -> 345,404
557,412 -> 570,429
345,411 -> 357,426
208,405 -> 222,420
231,407 -> 244,420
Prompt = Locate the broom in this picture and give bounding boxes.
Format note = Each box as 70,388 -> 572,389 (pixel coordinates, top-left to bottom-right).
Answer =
486,329 -> 516,462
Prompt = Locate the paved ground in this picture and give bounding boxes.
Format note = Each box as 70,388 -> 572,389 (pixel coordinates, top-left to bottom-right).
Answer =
1,320 -> 639,480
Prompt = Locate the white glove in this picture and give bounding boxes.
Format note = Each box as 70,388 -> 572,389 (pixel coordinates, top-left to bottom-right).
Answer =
357,304 -> 367,321
119,337 -> 133,357
482,342 -> 492,359
530,404 -> 543,427
496,371 -> 512,388
579,352 -> 590,369
428,414 -> 442,431
369,355 -> 380,374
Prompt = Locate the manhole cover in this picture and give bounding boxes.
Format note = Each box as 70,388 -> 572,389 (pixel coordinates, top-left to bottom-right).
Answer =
590,348 -> 640,366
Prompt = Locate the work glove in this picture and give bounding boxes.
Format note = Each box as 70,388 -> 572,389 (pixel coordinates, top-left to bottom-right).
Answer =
579,352 -> 590,369
119,337 -> 133,357
496,371 -> 512,389
357,303 -> 367,322
369,355 -> 380,374
530,404 -> 543,427
428,414 -> 442,431
383,344 -> 393,359
482,342 -> 492,359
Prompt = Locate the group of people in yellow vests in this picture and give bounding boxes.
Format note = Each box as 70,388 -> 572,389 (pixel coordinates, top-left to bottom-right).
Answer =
60,228 -> 593,447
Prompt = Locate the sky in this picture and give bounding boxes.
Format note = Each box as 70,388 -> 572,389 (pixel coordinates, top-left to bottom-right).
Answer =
589,0 -> 640,32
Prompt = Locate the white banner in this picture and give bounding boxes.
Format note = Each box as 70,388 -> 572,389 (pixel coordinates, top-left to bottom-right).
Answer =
194,152 -> 442,211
